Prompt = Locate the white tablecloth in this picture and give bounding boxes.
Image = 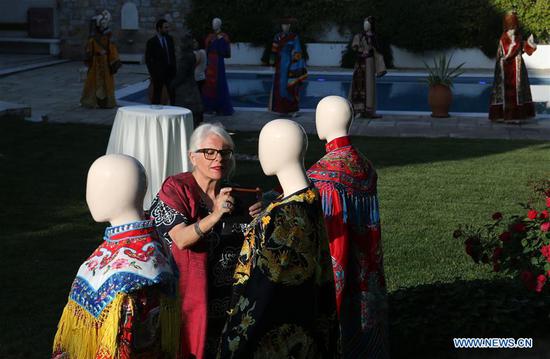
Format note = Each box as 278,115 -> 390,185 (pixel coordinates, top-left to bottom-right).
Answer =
106,105 -> 193,209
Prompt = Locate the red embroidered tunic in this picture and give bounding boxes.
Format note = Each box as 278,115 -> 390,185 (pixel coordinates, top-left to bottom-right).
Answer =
489,32 -> 537,122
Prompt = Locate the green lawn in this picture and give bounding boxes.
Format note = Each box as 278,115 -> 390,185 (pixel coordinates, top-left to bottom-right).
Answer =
1,118 -> 549,358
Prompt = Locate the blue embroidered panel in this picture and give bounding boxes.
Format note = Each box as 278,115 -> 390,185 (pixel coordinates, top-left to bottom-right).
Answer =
69,271 -> 174,318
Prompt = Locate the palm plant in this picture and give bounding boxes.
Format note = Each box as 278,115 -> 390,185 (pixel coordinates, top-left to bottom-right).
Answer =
424,55 -> 465,87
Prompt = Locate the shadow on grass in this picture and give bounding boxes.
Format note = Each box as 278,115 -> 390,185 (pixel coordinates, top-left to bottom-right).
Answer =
0,118 -> 111,236
0,118 -> 111,358
389,278 -> 550,358
230,132 -> 550,173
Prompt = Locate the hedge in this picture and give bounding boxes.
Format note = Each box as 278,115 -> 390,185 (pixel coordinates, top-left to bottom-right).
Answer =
185,0 -> 550,67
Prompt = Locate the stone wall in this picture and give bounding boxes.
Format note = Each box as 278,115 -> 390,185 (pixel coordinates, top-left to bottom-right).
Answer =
58,0 -> 191,59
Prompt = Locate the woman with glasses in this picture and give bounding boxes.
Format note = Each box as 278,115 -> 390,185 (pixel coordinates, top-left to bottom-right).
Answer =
149,123 -> 261,359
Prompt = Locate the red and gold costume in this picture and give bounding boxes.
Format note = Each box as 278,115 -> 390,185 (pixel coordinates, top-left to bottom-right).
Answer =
489,12 -> 537,122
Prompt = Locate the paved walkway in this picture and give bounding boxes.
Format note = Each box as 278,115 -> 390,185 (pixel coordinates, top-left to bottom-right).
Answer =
1,59 -> 549,140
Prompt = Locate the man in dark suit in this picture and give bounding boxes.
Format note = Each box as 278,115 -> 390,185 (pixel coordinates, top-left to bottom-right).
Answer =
145,19 -> 176,105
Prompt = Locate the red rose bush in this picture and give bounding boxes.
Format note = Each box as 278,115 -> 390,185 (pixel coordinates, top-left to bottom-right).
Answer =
454,180 -> 550,293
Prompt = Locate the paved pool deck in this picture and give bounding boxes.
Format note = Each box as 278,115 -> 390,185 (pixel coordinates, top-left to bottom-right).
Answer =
1,59 -> 549,140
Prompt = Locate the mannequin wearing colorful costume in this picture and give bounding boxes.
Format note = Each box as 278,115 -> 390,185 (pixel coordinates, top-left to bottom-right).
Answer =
268,19 -> 307,114
52,155 -> 179,359
489,11 -> 537,122
349,16 -> 385,119
80,10 -> 121,109
218,120 -> 340,358
307,97 -> 389,358
203,18 -> 234,115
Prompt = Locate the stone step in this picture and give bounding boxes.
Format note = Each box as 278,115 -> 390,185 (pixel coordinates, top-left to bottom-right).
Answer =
0,100 -> 31,119
0,37 -> 60,56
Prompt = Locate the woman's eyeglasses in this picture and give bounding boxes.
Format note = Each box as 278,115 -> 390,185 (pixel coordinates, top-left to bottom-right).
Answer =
195,148 -> 233,160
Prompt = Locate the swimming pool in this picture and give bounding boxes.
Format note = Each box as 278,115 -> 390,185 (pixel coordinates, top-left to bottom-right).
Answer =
118,72 -> 550,116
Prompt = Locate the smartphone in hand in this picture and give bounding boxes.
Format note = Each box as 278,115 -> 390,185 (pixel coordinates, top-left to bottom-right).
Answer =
231,187 -> 261,219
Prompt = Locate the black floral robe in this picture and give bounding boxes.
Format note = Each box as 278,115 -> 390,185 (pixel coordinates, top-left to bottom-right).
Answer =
217,187 -> 340,358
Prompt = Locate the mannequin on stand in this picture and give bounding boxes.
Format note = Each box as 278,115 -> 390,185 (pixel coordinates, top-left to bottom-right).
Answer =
349,16 -> 386,119
307,96 -> 389,358
203,18 -> 234,115
80,10 -> 121,109
489,11 -> 537,122
52,154 -> 179,359
218,120 -> 340,358
268,18 -> 307,116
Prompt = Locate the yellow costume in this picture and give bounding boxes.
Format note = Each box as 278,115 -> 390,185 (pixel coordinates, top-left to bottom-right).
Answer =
80,33 -> 120,109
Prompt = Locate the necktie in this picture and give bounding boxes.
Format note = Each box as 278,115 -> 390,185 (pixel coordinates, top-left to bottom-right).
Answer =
161,36 -> 170,64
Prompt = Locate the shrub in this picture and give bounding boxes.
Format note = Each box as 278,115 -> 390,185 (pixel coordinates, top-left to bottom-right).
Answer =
454,179 -> 550,293
186,0 -> 550,65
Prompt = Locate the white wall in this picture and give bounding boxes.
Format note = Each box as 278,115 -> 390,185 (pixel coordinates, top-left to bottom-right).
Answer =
226,42 -> 550,70
225,43 -> 264,65
392,45 -> 550,70
306,43 -> 347,66
225,42 -> 348,67
391,46 -> 494,69
523,45 -> 550,70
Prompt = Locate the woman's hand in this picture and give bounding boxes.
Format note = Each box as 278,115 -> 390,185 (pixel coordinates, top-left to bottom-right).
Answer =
249,201 -> 262,218
213,187 -> 234,219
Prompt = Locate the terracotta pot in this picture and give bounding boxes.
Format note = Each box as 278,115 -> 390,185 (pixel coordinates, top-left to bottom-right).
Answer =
428,84 -> 452,118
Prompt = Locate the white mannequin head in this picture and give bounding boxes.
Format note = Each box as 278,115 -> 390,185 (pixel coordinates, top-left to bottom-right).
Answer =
281,23 -> 291,33
212,18 -> 222,31
363,18 -> 371,32
86,154 -> 147,226
95,10 -> 111,30
316,95 -> 353,142
259,120 -> 309,196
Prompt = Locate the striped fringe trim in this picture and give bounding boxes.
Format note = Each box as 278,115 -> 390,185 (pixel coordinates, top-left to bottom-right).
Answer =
52,294 -> 181,359
160,295 -> 181,357
320,188 -> 379,225
52,294 -> 125,359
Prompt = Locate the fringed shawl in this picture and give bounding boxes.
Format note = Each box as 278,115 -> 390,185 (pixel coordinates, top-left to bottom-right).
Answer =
52,220 -> 179,359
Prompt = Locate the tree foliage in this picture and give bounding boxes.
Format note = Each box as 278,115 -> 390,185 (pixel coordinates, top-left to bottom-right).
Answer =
185,0 -> 550,66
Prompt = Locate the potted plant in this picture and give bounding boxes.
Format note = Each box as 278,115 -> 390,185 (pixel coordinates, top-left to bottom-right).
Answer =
424,55 -> 465,118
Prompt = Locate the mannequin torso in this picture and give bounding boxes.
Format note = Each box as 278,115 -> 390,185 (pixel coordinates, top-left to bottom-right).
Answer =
53,154 -> 179,359
307,95 -> 389,358
489,12 -> 537,122
218,119 -> 339,358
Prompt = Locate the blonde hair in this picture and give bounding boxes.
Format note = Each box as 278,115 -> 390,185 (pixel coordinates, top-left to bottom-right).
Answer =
189,123 -> 236,178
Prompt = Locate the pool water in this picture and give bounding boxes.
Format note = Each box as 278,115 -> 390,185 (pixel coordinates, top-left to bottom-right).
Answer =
120,72 -> 550,115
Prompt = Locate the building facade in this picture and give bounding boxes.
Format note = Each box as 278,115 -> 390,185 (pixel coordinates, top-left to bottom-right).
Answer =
0,0 -> 191,60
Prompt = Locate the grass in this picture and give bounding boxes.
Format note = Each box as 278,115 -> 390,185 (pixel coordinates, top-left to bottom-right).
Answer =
1,117 -> 549,358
